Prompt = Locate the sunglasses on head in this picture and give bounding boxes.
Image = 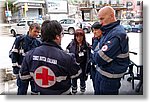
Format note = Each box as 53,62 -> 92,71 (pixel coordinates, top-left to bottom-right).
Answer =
75,32 -> 84,36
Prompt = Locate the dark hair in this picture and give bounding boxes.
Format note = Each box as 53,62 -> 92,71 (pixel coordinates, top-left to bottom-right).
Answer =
41,20 -> 63,42
75,28 -> 85,36
91,22 -> 102,29
74,28 -> 86,44
29,23 -> 40,30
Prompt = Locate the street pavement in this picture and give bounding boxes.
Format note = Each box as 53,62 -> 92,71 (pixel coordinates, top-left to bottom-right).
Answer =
0,23 -> 12,37
0,73 -> 143,95
0,24 -> 143,95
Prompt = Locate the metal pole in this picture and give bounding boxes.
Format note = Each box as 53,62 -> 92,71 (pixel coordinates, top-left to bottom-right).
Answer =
6,0 -> 9,11
6,0 -> 9,24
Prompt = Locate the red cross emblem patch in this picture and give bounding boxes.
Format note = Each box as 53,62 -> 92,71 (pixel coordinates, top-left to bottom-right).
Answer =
33,66 -> 56,88
101,45 -> 108,51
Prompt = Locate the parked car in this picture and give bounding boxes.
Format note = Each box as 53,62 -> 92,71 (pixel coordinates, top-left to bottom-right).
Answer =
122,24 -> 132,33
10,20 -> 34,37
131,24 -> 143,33
81,22 -> 92,33
59,18 -> 81,34
10,19 -> 43,37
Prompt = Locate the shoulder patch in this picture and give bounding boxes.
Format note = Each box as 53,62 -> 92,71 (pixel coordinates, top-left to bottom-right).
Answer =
101,45 -> 108,51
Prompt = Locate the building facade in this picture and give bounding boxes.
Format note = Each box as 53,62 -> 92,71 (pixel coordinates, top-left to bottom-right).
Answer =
1,0 -> 143,22
79,0 -> 127,21
122,0 -> 143,19
79,0 -> 142,21
0,0 -> 5,23
12,0 -> 45,21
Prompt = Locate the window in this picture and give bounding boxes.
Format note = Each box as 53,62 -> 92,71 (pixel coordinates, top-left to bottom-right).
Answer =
99,1 -> 102,5
18,21 -> 26,26
59,20 -> 65,24
137,1 -> 141,6
18,23 -> 25,26
109,0 -> 111,4
27,21 -> 34,26
66,19 -> 75,24
117,0 -> 119,4
19,21 -> 26,24
127,2 -> 133,6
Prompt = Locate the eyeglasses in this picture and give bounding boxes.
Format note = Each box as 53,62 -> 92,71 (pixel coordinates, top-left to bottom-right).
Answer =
60,32 -> 64,38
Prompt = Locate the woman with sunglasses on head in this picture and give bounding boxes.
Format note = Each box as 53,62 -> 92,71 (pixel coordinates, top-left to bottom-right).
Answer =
66,28 -> 91,94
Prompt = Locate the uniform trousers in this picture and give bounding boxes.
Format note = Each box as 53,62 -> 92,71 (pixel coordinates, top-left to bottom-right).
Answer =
17,76 -> 37,95
94,71 -> 121,95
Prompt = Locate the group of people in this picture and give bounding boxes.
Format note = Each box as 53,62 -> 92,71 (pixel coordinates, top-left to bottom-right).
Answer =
10,6 -> 130,95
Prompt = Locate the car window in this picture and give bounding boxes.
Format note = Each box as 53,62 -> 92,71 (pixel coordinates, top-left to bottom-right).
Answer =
60,20 -> 67,24
59,20 -> 64,24
27,21 -> 34,26
34,20 -> 43,25
66,19 -> 75,24
18,21 -> 26,26
19,21 -> 26,23
17,23 -> 25,26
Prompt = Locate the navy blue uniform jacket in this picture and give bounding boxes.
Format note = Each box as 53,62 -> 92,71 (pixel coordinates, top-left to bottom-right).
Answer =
19,41 -> 81,95
92,20 -> 130,78
11,34 -> 41,74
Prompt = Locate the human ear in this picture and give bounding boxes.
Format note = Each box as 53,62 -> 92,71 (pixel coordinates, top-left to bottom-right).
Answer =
55,35 -> 60,40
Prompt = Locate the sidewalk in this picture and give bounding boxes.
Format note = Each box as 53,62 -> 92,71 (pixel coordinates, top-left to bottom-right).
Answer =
0,23 -> 11,35
0,74 -> 143,95
0,23 -> 12,27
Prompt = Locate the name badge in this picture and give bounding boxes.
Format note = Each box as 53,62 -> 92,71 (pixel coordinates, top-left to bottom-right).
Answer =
79,52 -> 84,57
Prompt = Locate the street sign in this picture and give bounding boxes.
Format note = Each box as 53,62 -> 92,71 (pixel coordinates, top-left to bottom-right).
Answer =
5,11 -> 12,17
7,17 -> 11,21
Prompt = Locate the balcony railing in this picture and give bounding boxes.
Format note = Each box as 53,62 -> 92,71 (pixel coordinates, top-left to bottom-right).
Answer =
79,3 -> 126,8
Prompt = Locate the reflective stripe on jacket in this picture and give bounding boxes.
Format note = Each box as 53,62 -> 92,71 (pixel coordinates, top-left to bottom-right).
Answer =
93,20 -> 130,77
19,41 -> 81,95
